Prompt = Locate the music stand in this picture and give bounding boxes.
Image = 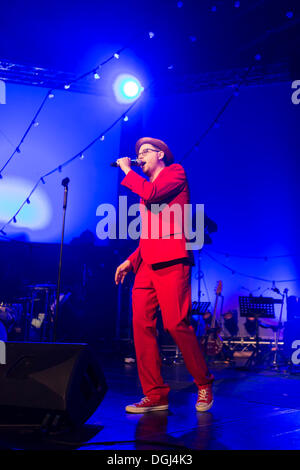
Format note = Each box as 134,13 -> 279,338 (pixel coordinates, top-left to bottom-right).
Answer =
239,296 -> 276,369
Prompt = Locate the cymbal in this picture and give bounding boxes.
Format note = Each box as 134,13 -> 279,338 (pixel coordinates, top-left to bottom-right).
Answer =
26,284 -> 56,290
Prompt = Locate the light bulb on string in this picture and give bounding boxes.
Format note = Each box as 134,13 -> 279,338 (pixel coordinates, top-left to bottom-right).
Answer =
64,84 -> 71,90
100,135 -> 105,141
123,115 -> 129,122
114,53 -> 120,59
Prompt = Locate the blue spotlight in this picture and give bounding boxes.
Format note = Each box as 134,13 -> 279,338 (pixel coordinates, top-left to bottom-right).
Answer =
113,74 -> 144,104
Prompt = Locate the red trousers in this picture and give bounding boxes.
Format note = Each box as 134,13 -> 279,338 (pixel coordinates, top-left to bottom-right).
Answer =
132,260 -> 213,399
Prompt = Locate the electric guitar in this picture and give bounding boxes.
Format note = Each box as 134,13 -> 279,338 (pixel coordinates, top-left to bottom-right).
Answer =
200,280 -> 223,356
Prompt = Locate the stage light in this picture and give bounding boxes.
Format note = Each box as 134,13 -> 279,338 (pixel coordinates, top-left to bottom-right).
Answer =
244,317 -> 256,336
223,310 -> 239,337
113,74 -> 143,104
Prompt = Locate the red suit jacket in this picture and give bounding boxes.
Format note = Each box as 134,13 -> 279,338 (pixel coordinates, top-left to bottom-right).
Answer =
121,163 -> 191,273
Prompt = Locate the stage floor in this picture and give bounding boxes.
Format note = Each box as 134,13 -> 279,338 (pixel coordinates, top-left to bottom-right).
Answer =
1,352 -> 300,451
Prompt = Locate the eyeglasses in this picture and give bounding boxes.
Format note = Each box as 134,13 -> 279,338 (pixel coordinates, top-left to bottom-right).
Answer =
137,148 -> 161,158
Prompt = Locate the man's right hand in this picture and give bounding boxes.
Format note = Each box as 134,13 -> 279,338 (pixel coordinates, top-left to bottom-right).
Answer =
115,259 -> 132,285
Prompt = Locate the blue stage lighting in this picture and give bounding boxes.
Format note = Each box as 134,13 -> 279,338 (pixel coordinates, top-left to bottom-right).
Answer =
0,178 -> 51,230
113,74 -> 144,104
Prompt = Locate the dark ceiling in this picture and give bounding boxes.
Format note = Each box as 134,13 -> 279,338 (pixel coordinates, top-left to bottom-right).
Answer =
0,0 -> 299,92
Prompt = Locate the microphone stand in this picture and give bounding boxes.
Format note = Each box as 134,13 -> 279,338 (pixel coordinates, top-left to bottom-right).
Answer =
53,177 -> 70,342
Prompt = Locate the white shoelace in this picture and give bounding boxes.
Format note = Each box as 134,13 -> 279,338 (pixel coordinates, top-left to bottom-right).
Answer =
198,389 -> 208,401
138,397 -> 150,405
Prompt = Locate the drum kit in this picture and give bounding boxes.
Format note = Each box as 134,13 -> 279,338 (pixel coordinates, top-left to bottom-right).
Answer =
0,283 -> 57,342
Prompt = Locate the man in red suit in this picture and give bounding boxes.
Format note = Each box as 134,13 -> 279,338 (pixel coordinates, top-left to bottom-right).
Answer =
115,137 -> 213,413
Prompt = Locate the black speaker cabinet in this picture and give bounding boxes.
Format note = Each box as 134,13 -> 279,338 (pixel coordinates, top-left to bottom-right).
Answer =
0,342 -> 107,429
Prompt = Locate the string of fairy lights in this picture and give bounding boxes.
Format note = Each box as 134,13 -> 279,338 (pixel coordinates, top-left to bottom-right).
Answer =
205,247 -> 300,261
0,2 -> 298,287
0,47 -> 127,178
0,93 -> 144,236
179,62 -> 254,165
202,249 -> 300,284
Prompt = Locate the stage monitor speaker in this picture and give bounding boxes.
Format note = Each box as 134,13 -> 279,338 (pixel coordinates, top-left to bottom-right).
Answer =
0,342 -> 107,429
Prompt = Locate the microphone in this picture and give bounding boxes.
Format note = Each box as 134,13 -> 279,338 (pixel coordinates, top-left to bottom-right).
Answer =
110,158 -> 144,167
62,177 -> 70,187
271,287 -> 281,295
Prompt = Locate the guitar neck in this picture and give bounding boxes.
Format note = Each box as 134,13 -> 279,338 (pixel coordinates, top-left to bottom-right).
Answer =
211,297 -> 218,328
211,281 -> 223,328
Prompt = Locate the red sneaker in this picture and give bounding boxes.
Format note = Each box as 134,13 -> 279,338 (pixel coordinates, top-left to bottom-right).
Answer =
195,384 -> 213,412
125,396 -> 168,413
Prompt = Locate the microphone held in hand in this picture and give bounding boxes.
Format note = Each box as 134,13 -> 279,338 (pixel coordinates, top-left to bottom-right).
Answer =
110,158 -> 144,167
